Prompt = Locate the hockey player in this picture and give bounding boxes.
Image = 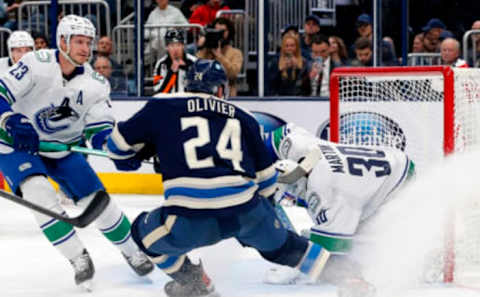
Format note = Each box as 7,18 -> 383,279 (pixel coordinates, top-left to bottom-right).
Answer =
261,122 -> 415,294
105,59 -> 331,297
0,30 -> 34,73
0,15 -> 153,289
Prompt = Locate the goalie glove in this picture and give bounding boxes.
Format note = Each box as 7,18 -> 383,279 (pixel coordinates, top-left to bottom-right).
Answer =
273,179 -> 308,207
273,159 -> 309,207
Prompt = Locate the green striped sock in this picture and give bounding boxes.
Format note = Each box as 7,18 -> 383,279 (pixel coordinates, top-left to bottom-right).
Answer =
102,214 -> 132,244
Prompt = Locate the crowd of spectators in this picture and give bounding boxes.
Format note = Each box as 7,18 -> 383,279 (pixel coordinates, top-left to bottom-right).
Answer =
5,0 -> 480,98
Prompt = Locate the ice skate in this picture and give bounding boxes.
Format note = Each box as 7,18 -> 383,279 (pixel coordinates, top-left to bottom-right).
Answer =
164,261 -> 219,297
123,250 -> 154,276
69,249 -> 94,291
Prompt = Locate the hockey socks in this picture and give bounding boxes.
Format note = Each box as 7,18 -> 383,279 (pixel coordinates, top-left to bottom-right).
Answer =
21,176 -> 85,260
85,195 -> 138,256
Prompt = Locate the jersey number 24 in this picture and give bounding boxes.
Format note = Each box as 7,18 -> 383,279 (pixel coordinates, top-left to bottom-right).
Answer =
181,116 -> 244,172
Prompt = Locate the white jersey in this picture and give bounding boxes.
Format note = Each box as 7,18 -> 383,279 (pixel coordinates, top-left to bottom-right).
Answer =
0,57 -> 11,75
272,123 -> 412,253
0,49 -> 113,158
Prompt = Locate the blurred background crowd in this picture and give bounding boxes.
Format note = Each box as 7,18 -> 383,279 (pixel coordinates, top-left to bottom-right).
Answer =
3,0 -> 480,98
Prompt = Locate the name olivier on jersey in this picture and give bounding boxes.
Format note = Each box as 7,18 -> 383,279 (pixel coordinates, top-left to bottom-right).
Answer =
187,97 -> 236,118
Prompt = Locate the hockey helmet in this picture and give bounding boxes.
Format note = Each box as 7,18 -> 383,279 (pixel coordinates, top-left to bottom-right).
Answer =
7,30 -> 34,62
165,29 -> 185,46
56,14 -> 96,66
185,59 -> 228,97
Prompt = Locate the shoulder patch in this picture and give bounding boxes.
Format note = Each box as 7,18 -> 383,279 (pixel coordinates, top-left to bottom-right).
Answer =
34,51 -> 51,63
91,71 -> 107,84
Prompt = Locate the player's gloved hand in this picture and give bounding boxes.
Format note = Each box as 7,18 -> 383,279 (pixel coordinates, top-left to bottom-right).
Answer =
113,155 -> 142,171
4,113 -> 39,154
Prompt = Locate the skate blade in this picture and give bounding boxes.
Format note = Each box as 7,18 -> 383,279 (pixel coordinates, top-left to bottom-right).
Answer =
79,280 -> 93,292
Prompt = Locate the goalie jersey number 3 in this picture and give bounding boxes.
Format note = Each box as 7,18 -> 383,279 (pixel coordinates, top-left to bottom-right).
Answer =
337,146 -> 391,177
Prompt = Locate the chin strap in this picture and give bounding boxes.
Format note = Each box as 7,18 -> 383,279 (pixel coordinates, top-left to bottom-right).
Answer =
60,49 -> 83,67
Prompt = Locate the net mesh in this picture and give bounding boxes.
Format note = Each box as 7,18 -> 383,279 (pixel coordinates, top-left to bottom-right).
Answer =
332,67 -> 480,286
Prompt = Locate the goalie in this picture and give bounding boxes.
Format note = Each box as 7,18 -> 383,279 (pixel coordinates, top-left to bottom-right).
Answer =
263,123 -> 415,296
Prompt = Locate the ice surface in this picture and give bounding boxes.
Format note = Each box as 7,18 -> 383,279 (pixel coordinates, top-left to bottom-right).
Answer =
2,155 -> 480,297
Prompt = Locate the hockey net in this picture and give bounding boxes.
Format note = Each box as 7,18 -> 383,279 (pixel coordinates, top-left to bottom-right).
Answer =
329,66 -> 480,286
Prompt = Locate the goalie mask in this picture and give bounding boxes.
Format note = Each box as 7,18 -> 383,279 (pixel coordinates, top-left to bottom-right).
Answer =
7,30 -> 34,63
56,14 -> 96,66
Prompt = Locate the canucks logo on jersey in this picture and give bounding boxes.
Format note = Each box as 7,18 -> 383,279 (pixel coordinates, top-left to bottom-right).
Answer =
35,97 -> 80,134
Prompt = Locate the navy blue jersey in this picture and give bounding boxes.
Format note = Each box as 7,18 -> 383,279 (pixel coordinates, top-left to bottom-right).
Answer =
113,94 -> 278,216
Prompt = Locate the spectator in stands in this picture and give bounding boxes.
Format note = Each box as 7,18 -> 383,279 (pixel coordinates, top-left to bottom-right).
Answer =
412,33 -> 425,53
351,37 -> 373,67
196,17 -> 242,97
468,20 -> 480,67
470,20 -> 480,67
269,33 -> 309,96
281,24 -> 299,39
94,56 -> 129,94
0,0 -> 19,30
421,18 -> 445,53
180,0 -> 202,19
32,32 -> 48,50
275,24 -> 300,53
308,34 -> 339,97
189,0 -> 230,27
437,30 -> 454,51
152,29 -> 197,94
144,0 -> 188,66
300,14 -> 321,60
328,36 -> 349,66
351,13 -> 397,65
440,38 -> 468,68
92,36 -> 122,73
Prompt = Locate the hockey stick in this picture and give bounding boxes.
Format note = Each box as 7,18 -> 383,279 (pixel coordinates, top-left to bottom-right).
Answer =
273,203 -> 297,233
38,142 -> 155,165
0,189 -> 110,228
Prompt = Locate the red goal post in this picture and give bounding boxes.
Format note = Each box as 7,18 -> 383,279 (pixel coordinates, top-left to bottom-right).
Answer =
329,66 -> 480,285
330,66 -> 456,155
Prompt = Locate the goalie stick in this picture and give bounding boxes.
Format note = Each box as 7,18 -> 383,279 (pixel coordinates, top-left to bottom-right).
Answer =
0,189 -> 110,228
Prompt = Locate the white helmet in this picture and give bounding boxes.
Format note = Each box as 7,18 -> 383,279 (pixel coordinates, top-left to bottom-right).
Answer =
7,30 -> 34,62
56,14 -> 96,66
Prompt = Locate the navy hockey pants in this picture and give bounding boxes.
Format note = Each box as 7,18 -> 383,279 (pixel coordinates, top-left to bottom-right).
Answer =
130,197 -> 290,272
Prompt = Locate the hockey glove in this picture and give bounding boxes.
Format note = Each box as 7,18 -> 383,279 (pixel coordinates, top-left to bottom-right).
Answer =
113,155 -> 142,171
3,113 -> 39,154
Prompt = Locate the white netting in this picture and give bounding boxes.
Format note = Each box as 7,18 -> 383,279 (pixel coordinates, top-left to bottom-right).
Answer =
332,67 -> 480,286
335,71 -> 446,173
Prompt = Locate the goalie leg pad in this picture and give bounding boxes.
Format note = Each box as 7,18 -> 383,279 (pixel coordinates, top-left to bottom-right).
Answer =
297,241 -> 331,281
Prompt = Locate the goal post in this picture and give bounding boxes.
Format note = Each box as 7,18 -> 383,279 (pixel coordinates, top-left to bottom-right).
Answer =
329,65 -> 480,285
330,66 -> 456,155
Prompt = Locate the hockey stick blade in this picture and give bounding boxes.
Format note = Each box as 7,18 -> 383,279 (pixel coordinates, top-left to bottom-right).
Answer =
0,189 -> 110,228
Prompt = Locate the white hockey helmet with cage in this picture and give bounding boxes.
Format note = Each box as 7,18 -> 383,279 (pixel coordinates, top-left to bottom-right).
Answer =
7,30 -> 34,62
56,14 -> 96,66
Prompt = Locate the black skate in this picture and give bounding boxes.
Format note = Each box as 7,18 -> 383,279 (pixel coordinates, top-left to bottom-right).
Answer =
122,250 -> 154,276
69,249 -> 95,291
164,260 -> 219,297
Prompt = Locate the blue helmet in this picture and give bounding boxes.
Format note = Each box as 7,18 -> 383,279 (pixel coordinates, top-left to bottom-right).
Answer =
185,59 -> 228,96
